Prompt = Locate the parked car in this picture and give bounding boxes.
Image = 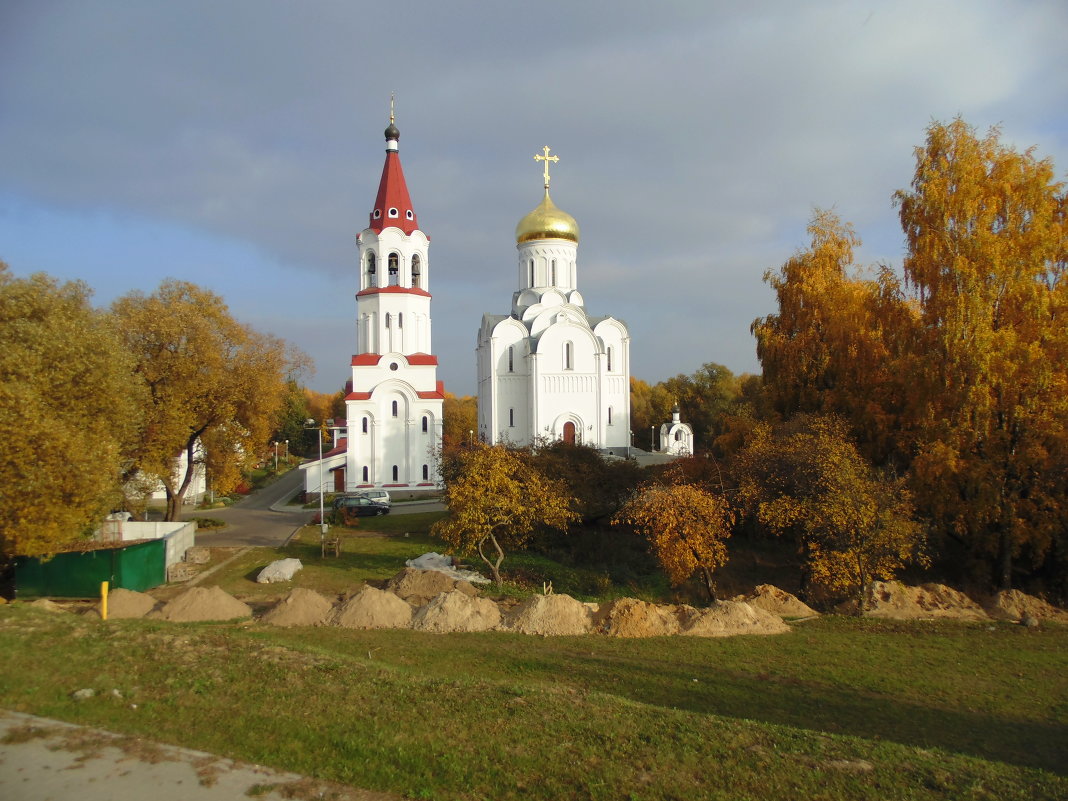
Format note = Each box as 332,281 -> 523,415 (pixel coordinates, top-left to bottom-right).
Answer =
333,489 -> 392,509
332,495 -> 390,516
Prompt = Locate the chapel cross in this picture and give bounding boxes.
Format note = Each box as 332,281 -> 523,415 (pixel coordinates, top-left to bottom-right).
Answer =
534,145 -> 559,189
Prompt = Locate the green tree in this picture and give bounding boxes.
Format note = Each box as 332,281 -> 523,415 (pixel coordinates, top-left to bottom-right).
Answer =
734,415 -> 925,604
613,482 -> 734,602
0,265 -> 141,556
432,443 -> 577,583
895,118 -> 1068,590
113,280 -> 305,520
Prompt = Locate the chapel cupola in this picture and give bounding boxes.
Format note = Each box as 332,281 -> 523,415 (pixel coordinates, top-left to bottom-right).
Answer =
515,146 -> 579,244
369,101 -> 418,235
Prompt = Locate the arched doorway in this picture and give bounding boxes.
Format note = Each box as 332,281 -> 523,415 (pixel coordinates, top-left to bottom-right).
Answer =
562,421 -> 576,445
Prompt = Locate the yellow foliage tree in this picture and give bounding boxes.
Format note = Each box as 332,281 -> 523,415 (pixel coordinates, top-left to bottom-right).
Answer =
735,416 -> 925,604
441,391 -> 478,451
113,280 -> 304,520
895,118 -> 1068,590
613,483 -> 733,601
431,443 -> 577,584
0,265 -> 141,556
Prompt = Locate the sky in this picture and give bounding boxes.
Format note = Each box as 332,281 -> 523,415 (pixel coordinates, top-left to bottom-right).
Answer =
2,1 -> 1066,396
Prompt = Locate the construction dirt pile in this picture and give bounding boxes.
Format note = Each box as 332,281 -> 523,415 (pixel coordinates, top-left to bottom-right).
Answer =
84,588 -> 159,619
596,597 -> 682,637
678,601 -> 791,637
386,568 -> 478,606
149,586 -> 252,622
329,586 -> 414,629
862,581 -> 989,621
983,589 -> 1068,623
503,593 -> 595,636
740,584 -> 818,618
412,590 -> 501,633
260,588 -> 335,627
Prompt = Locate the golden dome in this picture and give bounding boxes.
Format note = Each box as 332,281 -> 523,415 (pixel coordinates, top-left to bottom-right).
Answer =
515,190 -> 580,244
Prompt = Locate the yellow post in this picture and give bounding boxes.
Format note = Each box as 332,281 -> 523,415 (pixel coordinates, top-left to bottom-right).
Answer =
101,581 -> 109,621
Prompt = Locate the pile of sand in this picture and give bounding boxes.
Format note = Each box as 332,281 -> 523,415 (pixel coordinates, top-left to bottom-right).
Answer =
84,588 -> 159,619
678,601 -> 791,637
29,599 -> 68,613
386,568 -> 478,606
596,598 -> 681,638
504,593 -> 595,636
862,581 -> 988,620
412,590 -> 501,633
741,584 -> 818,618
984,590 -> 1068,623
328,586 -> 414,629
260,588 -> 335,627
149,586 -> 252,622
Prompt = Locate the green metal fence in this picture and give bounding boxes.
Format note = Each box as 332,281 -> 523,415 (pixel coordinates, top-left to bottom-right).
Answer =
15,539 -> 167,598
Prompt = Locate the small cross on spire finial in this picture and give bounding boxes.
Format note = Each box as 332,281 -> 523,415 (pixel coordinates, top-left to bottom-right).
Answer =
389,93 -> 395,125
534,145 -> 559,191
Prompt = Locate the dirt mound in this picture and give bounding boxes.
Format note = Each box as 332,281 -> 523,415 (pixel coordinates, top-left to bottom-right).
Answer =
260,588 -> 335,627
412,590 -> 501,633
328,586 -> 413,630
984,590 -> 1068,623
149,586 -> 252,622
862,581 -> 988,620
596,598 -> 680,638
678,601 -> 791,637
29,599 -> 69,613
741,584 -> 818,618
504,593 -> 594,636
84,588 -> 158,619
386,568 -> 478,606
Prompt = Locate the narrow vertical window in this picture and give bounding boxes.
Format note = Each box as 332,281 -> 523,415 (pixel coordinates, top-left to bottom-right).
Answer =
422,464 -> 429,481
608,406 -> 613,425
509,408 -> 515,427
385,313 -> 391,329
422,416 -> 428,433
551,259 -> 557,285
412,255 -> 422,288
388,253 -> 399,285
367,253 -> 377,287
607,346 -> 613,372
564,341 -> 573,370
398,313 -> 403,328
392,465 -> 399,482
362,466 -> 368,482
529,259 -> 534,286
508,345 -> 514,372
362,417 -> 368,434
392,400 -> 398,417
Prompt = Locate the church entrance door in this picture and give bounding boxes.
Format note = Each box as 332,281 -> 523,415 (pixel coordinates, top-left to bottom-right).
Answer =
333,468 -> 346,493
562,421 -> 576,445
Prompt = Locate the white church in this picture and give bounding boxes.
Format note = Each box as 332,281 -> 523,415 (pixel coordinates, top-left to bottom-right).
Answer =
476,148 -> 631,451
301,113 -> 444,496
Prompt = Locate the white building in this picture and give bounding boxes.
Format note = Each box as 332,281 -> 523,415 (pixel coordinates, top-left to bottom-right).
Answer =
476,147 -> 630,451
659,404 -> 694,456
301,114 -> 444,495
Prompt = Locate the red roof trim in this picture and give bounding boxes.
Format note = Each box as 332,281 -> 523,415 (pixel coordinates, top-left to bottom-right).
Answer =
352,353 -> 382,366
416,380 -> 446,400
346,391 -> 372,400
406,353 -> 438,365
356,286 -> 431,298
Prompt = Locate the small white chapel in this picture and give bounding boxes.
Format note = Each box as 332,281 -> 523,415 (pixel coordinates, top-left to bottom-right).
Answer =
476,148 -> 631,451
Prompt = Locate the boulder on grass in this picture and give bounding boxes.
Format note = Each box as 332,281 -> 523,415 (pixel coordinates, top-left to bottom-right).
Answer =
260,588 -> 335,627
386,567 -> 478,606
256,558 -> 303,584
329,586 -> 414,630
504,593 -> 594,636
412,590 -> 501,633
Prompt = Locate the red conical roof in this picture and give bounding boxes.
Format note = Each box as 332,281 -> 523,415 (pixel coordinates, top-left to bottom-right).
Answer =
369,122 -> 419,234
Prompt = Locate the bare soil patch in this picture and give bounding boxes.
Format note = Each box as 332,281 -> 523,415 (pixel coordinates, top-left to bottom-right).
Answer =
260,588 -> 336,628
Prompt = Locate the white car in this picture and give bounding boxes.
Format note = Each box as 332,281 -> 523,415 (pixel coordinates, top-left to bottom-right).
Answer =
357,489 -> 392,507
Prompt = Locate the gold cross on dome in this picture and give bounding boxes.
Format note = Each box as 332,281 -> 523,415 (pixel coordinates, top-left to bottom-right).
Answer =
534,145 -> 559,189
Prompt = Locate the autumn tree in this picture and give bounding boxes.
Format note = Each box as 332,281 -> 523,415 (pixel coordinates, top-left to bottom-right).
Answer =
613,482 -> 734,602
734,415 -> 925,604
528,440 -> 644,524
629,377 -> 674,450
895,118 -> 1067,591
113,280 -> 304,520
0,265 -> 141,556
431,443 -> 577,583
441,392 -> 478,451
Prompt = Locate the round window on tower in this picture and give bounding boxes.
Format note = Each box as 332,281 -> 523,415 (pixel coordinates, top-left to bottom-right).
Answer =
406,210 -> 414,220
373,209 -> 381,219
388,208 -> 399,218
389,362 -> 399,371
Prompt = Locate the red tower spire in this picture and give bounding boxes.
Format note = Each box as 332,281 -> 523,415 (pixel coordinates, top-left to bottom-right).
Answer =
369,114 -> 419,235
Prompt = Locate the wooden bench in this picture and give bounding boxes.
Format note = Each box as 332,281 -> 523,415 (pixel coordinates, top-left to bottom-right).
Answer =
321,534 -> 341,558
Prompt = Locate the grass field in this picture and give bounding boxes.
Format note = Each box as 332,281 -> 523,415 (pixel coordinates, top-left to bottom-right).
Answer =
1,527 -> 1065,800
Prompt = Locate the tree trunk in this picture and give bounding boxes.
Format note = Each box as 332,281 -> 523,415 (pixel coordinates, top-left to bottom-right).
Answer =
996,525 -> 1013,592
700,567 -> 717,603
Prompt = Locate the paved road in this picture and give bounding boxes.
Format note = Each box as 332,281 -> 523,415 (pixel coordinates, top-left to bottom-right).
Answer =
191,471 -> 444,547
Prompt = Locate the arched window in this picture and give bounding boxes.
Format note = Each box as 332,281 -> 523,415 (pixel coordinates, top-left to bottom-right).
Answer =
422,416 -> 428,433
362,466 -> 368,482
398,313 -> 403,329
508,345 -> 514,372
675,430 -> 683,441
422,464 -> 429,481
608,406 -> 613,425
529,259 -> 534,286
564,341 -> 573,370
388,253 -> 399,285
509,408 -> 515,427
392,465 -> 399,481
412,254 -> 422,288
391,400 -> 398,417
551,259 -> 557,285
367,253 -> 377,287
362,417 -> 368,434
607,346 -> 613,372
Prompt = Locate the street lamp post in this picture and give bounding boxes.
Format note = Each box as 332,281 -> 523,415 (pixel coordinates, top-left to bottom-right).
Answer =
304,419 -> 328,538
273,441 -> 278,473
284,440 -> 289,465
651,426 -> 655,452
